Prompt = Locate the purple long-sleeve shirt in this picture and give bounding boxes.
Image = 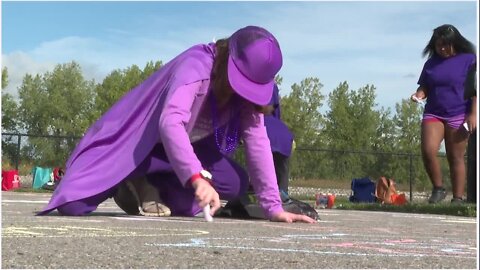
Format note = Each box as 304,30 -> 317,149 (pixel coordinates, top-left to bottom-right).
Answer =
160,81 -> 283,218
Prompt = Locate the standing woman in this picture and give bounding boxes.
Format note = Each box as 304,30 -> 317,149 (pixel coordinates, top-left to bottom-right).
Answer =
39,25 -> 316,223
411,24 -> 476,203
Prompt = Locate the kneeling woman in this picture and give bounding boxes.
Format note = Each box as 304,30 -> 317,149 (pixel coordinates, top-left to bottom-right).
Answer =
38,26 -> 316,224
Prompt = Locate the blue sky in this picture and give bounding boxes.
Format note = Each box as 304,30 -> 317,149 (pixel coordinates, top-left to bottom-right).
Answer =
1,1 -> 478,112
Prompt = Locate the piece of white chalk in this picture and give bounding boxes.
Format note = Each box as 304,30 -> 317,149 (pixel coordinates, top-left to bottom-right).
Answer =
463,122 -> 469,131
412,95 -> 425,104
203,204 -> 213,222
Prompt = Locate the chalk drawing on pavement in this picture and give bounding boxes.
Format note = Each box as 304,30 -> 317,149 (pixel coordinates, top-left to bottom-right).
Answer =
2,225 -> 209,238
111,216 -> 259,224
145,234 -> 476,259
442,219 -> 476,224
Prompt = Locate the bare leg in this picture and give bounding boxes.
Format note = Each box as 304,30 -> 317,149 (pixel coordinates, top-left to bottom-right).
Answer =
444,126 -> 469,199
421,121 -> 446,188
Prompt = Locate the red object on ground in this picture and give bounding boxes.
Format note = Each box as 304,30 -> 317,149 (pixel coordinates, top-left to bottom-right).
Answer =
316,193 -> 336,209
2,170 -> 20,191
391,193 -> 408,206
327,194 -> 336,209
53,167 -> 64,182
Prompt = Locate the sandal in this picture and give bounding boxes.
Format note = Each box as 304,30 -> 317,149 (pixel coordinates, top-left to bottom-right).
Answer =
141,201 -> 171,217
428,187 -> 447,204
114,178 -> 171,217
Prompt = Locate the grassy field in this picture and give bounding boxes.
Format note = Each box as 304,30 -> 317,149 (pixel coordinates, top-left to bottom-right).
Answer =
290,177 -> 429,193
298,194 -> 477,218
288,178 -> 476,217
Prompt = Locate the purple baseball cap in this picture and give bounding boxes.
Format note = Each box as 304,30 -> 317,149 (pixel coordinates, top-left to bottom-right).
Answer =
227,26 -> 283,105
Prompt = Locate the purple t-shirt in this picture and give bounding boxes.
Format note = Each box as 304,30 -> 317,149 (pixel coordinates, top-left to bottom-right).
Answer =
418,53 -> 476,118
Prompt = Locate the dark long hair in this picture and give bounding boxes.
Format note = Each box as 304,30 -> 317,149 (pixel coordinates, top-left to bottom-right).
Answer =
422,24 -> 476,58
211,38 -> 230,93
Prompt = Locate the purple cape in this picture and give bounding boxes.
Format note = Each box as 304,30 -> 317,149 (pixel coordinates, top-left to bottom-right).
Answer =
39,44 -> 215,214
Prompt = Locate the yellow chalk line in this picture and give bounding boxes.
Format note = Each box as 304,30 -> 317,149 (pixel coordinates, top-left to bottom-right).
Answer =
2,225 -> 209,238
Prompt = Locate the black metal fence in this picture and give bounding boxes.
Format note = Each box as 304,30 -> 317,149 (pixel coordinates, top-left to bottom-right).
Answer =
2,132 -> 81,171
2,132 -> 475,202
291,147 -> 424,201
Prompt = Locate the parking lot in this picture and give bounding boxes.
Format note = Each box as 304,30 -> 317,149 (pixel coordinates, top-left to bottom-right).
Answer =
1,191 -> 477,269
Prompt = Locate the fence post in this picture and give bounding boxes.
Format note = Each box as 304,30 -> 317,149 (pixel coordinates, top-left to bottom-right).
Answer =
15,134 -> 21,171
409,153 -> 413,202
466,130 -> 476,203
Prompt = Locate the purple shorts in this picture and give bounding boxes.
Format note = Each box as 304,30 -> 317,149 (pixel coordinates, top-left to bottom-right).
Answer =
422,113 -> 465,129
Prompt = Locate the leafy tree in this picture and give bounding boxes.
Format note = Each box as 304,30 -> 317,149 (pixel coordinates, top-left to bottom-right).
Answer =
2,67 -> 9,89
281,77 -> 325,146
393,99 -> 423,152
17,62 -> 95,166
1,67 -> 20,166
1,67 -> 17,133
280,77 -> 325,180
322,82 -> 382,180
368,107 -> 400,180
274,75 -> 283,86
392,99 -> 427,188
371,107 -> 395,152
92,61 -> 162,120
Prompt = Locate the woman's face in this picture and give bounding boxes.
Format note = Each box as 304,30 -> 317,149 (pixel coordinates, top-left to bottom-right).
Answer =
435,39 -> 455,58
254,105 -> 275,114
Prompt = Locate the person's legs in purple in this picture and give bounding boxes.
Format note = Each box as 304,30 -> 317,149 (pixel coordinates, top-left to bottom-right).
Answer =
147,135 -> 249,216
56,135 -> 248,216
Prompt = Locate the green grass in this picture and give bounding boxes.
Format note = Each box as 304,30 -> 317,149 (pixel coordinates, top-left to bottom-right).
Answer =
12,187 -> 53,193
335,196 -> 476,217
290,179 -> 476,217
294,194 -> 476,217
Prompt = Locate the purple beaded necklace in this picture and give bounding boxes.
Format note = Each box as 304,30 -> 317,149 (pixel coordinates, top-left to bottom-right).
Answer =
210,91 -> 240,154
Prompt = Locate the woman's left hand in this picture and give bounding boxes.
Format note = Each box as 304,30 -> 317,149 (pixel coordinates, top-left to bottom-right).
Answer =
270,211 -> 317,223
465,113 -> 477,133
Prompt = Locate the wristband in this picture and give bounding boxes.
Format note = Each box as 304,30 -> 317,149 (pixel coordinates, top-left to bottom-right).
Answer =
189,170 -> 212,187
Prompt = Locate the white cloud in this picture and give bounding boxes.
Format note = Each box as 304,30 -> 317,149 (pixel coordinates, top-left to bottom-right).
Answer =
1,36 -> 188,98
2,52 -> 56,98
2,1 -> 476,113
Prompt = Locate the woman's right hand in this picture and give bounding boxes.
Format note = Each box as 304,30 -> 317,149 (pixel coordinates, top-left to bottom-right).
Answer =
192,179 -> 221,215
411,88 -> 427,102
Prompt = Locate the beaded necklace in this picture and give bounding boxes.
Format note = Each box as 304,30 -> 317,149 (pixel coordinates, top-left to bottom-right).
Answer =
209,91 -> 240,154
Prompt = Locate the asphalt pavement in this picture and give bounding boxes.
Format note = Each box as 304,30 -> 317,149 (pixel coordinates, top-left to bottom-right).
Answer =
1,191 -> 477,269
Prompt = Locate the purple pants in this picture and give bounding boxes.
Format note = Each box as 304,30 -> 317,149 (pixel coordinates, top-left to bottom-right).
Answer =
57,135 -> 249,216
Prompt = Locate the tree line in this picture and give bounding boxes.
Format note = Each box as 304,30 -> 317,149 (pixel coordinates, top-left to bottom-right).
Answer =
1,61 -> 447,190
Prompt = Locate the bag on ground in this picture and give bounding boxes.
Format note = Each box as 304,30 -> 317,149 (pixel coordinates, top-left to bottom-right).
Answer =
32,167 -> 53,189
1,170 -> 20,191
375,176 -> 407,205
349,177 -> 376,203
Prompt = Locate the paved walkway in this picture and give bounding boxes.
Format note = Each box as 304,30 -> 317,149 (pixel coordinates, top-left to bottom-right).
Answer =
1,192 -> 477,269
